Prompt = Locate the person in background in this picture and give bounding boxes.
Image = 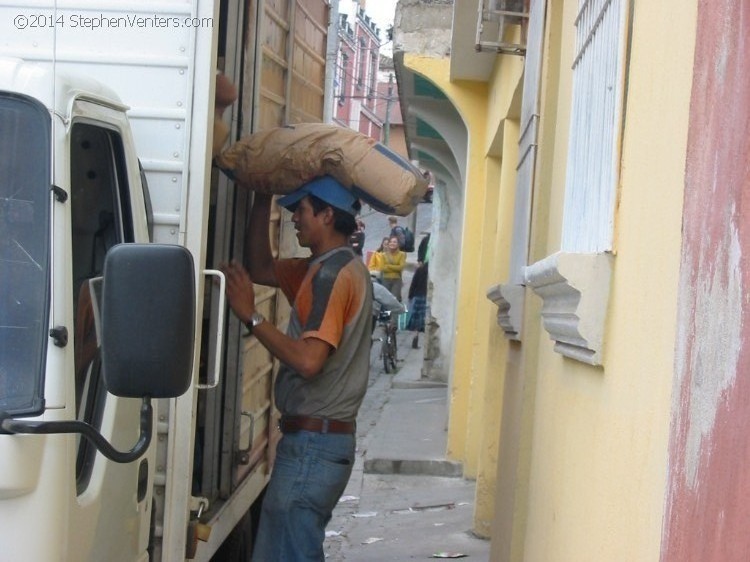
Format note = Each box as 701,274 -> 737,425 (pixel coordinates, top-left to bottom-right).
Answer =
371,273 -> 405,334
407,260 -> 429,348
367,236 -> 390,277
349,219 -> 365,257
417,232 -> 431,266
219,175 -> 372,561
408,232 -> 432,347
388,215 -> 406,249
380,235 -> 406,302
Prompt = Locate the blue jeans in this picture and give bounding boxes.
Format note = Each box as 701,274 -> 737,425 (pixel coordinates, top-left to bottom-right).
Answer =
252,431 -> 355,561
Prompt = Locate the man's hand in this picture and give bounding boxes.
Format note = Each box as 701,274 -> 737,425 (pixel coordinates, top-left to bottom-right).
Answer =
220,260 -> 332,379
220,260 -> 256,323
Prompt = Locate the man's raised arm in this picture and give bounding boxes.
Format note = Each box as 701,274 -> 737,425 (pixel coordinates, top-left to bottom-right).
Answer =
244,193 -> 278,286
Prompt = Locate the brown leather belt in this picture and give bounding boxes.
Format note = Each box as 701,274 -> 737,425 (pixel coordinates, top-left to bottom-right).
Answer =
280,415 -> 356,435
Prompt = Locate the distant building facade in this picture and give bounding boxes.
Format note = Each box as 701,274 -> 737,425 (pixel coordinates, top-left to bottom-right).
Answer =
333,1 -> 383,141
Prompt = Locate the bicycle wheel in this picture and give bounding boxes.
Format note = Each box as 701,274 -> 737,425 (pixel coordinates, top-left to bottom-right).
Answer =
382,335 -> 393,373
386,330 -> 398,372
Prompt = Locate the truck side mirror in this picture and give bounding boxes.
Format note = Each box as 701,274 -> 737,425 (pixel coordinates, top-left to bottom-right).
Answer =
0,243 -> 196,463
101,243 -> 195,398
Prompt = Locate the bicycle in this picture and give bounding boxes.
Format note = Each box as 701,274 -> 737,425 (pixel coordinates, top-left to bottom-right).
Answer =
376,310 -> 399,373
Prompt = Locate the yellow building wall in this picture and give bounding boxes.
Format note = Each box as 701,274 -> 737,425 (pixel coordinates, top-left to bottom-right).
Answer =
488,3 -> 573,559
402,54 -> 490,473
402,0 -> 696,555
404,40 -> 526,535
472,119 -> 519,537
467,50 -> 525,533
463,53 -> 524,477
494,0 -> 699,560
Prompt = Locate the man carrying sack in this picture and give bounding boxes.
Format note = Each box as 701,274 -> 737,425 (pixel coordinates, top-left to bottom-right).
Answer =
220,175 -> 373,561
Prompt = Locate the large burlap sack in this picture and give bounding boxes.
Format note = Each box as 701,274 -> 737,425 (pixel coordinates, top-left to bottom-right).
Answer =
214,123 -> 428,216
211,73 -> 238,157
212,120 -> 230,158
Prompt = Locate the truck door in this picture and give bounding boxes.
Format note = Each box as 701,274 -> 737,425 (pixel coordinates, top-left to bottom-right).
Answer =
194,0 -> 274,515
67,101 -> 153,561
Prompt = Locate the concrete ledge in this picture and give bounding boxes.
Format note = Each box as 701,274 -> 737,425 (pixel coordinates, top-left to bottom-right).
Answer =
364,458 -> 463,478
524,251 -> 614,366
391,379 -> 447,390
486,282 -> 525,341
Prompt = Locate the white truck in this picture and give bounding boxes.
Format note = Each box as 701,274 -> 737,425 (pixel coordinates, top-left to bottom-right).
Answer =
0,0 -> 330,559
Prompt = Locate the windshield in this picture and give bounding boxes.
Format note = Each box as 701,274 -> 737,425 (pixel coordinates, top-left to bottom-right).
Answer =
0,93 -> 51,416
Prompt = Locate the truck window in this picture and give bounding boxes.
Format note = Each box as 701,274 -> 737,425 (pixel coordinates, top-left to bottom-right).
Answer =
70,121 -> 134,493
0,93 -> 50,418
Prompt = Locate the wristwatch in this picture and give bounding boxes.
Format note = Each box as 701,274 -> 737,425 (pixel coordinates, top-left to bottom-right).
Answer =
245,311 -> 265,333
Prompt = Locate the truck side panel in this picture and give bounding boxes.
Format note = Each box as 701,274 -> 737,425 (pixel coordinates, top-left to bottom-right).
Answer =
0,1 -> 204,245
232,0 -> 329,491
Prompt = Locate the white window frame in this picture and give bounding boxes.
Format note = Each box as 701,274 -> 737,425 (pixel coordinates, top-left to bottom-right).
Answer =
561,0 -> 627,252
522,0 -> 628,365
357,36 -> 366,89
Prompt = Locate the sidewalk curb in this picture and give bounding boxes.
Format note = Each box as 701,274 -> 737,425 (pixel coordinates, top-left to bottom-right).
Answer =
363,458 -> 463,477
391,379 -> 447,389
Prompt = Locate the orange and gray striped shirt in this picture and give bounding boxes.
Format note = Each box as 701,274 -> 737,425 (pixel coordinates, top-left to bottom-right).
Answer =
273,246 -> 373,422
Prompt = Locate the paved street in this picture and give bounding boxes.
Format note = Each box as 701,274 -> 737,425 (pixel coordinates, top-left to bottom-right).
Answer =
322,327 -> 490,561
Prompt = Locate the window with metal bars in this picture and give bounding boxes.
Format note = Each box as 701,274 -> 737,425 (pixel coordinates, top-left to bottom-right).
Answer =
357,37 -> 366,89
367,52 -> 378,102
561,0 -> 627,253
338,53 -> 349,105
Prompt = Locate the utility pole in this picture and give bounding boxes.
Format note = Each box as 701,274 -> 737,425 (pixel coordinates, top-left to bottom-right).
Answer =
383,73 -> 394,146
384,73 -> 418,233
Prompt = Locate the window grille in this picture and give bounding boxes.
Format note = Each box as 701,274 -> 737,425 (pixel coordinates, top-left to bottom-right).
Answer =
561,0 -> 626,252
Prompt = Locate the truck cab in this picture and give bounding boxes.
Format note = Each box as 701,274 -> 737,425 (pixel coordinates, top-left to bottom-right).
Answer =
0,57 -> 182,561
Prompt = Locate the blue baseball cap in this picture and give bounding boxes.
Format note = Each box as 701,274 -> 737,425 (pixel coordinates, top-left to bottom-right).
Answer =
277,175 -> 359,216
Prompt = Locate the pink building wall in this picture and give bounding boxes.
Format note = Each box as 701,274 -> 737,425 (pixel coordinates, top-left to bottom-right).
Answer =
332,8 -> 382,142
662,1 -> 750,559
334,30 -> 355,126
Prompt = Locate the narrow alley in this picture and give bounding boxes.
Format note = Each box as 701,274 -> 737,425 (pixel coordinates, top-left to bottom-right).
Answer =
322,203 -> 491,560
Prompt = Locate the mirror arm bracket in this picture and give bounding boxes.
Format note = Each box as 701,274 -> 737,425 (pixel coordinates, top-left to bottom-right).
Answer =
0,398 -> 153,464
